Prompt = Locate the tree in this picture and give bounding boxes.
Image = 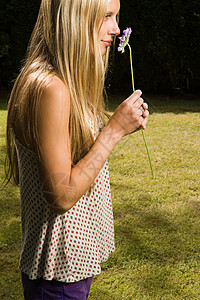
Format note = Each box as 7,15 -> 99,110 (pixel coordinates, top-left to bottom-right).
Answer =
0,0 -> 40,88
111,0 -> 200,94
0,0 -> 200,94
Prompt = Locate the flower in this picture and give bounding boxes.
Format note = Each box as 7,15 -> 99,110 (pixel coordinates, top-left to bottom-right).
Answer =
118,27 -> 132,53
118,27 -> 155,179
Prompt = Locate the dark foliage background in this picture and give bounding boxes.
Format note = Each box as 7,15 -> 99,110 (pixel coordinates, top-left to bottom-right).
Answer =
0,0 -> 200,94
0,0 -> 41,88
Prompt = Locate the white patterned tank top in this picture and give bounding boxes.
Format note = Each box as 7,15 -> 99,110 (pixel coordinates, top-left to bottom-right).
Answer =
13,119 -> 115,282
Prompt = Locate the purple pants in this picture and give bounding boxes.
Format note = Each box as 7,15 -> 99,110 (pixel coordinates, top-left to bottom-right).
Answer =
21,272 -> 93,300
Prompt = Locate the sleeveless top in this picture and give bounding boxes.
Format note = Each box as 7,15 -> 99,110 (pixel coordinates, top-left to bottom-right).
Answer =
13,119 -> 115,283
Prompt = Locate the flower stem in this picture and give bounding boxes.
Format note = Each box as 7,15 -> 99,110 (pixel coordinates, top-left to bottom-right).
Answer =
141,129 -> 155,179
127,43 -> 155,179
127,44 -> 135,92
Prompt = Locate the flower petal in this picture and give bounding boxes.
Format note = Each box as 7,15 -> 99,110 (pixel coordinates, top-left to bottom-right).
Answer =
118,27 -> 132,53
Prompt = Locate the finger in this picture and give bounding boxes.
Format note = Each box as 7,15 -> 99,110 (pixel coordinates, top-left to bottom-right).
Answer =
135,104 -> 146,117
142,109 -> 149,118
142,102 -> 148,110
133,97 -> 144,109
136,109 -> 143,119
125,90 -> 142,105
141,117 -> 148,129
138,104 -> 149,117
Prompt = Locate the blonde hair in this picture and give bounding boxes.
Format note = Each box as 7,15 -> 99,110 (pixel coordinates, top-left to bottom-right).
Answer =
6,0 -> 111,185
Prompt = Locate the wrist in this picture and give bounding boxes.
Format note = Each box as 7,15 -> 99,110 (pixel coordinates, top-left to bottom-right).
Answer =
100,122 -> 122,149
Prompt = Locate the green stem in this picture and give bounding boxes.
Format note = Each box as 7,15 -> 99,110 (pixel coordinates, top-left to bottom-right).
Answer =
127,44 -> 135,92
141,129 -> 155,179
127,43 -> 155,179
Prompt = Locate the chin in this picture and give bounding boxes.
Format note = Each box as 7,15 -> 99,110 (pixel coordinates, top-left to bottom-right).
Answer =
99,40 -> 111,56
100,47 -> 108,56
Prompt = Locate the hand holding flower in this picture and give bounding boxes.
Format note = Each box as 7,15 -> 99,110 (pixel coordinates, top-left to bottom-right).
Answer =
107,90 -> 149,141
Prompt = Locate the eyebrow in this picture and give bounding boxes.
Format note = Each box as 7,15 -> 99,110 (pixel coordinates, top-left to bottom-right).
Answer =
106,11 -> 119,16
106,11 -> 113,15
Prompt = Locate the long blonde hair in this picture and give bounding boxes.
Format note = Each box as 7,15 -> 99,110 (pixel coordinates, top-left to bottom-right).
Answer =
6,0 -> 111,185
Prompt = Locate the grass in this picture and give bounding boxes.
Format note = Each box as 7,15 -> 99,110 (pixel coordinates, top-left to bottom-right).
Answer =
0,91 -> 200,299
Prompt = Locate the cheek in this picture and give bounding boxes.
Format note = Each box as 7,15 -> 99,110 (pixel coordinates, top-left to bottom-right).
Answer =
99,24 -> 106,40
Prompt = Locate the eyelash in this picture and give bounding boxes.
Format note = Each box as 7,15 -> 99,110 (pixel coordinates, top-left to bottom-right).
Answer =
105,14 -> 119,21
105,14 -> 111,19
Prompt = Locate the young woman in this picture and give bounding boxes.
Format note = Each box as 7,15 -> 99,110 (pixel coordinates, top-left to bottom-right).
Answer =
6,0 -> 149,299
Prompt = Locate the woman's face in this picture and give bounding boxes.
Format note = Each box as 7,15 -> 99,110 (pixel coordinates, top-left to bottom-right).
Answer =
99,0 -> 120,56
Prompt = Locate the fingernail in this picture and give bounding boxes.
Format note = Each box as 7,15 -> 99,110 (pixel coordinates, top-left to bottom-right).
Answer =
136,89 -> 142,95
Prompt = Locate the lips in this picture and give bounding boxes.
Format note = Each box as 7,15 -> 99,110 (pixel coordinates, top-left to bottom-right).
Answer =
101,40 -> 112,47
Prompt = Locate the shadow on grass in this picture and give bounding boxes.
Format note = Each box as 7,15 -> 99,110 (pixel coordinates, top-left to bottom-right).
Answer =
1,90 -> 200,113
0,104 -> 7,111
113,202 -> 200,265
0,144 -> 7,171
107,93 -> 200,114
109,181 -> 200,269
0,184 -> 21,252
0,91 -> 9,111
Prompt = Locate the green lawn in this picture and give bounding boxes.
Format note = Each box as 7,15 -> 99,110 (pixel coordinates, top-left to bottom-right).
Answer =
0,91 -> 200,299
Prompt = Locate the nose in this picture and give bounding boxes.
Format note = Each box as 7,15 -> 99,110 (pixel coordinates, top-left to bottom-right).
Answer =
110,20 -> 120,37
114,25 -> 120,36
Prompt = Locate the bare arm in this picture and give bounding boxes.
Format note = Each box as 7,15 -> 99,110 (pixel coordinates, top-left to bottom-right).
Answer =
37,77 -> 148,214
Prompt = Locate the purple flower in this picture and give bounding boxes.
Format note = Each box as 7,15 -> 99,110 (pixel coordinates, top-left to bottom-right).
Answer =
118,27 -> 132,53
123,27 -> 132,36
117,26 -> 155,179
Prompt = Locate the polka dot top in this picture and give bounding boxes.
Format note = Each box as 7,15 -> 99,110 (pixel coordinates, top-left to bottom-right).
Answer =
13,119 -> 115,282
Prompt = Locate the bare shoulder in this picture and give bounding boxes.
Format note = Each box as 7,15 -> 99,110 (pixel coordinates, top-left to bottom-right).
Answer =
38,76 -> 71,129
45,76 -> 69,95
40,76 -> 70,109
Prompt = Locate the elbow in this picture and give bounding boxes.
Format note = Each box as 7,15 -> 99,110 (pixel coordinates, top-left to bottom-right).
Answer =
50,200 -> 76,215
50,206 -> 68,215
43,185 -> 79,215
44,196 -> 77,215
